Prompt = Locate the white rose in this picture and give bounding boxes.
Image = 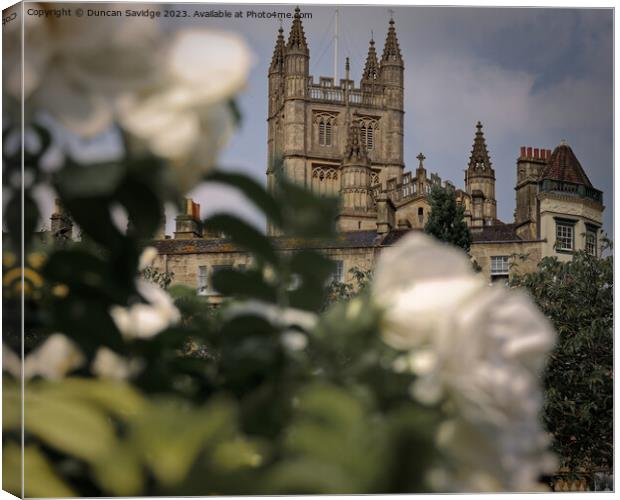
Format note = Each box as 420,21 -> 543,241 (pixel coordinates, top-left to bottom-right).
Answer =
117,29 -> 252,192
2,334 -> 85,380
373,233 -> 557,492
110,279 -> 180,339
92,347 -> 143,381
5,3 -> 163,136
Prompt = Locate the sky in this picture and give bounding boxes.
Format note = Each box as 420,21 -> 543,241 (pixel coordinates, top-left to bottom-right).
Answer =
179,4 -> 614,237
29,3 -> 613,238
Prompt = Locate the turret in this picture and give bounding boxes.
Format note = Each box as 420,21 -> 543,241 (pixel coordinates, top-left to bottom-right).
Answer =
277,6 -> 310,191
379,17 -> 404,109
284,6 -> 309,99
378,17 -> 405,180
465,121 -> 497,227
338,121 -> 375,231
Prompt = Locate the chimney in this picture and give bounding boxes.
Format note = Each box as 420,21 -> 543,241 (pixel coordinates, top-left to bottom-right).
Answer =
527,147 -> 532,157
50,198 -> 73,240
376,193 -> 395,234
533,148 -> 539,159
520,146 -> 526,157
174,198 -> 202,239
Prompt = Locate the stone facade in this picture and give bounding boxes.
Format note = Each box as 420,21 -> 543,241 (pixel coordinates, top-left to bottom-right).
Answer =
142,8 -> 605,297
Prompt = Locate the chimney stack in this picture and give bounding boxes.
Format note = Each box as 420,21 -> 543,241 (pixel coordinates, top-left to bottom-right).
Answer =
174,198 -> 202,239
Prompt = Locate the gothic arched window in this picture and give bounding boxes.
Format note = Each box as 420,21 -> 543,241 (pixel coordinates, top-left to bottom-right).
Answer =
366,124 -> 374,149
325,121 -> 332,146
316,113 -> 336,147
358,118 -> 377,150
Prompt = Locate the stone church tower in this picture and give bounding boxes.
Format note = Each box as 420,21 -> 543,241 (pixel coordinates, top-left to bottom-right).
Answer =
465,121 -> 497,227
266,7 -> 405,234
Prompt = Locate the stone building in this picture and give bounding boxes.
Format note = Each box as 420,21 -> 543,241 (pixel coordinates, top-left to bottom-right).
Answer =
112,8 -> 605,297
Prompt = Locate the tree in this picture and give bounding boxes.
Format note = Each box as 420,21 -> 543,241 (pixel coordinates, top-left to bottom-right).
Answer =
424,184 -> 472,252
510,249 -> 613,473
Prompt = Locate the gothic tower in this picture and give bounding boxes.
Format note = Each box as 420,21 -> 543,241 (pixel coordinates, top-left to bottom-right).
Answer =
465,121 -> 497,227
266,9 -> 406,235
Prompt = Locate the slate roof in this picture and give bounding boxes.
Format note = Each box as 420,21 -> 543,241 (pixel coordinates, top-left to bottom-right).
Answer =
471,223 -> 521,242
154,229 -> 405,255
541,142 -> 594,188
154,224 -> 536,255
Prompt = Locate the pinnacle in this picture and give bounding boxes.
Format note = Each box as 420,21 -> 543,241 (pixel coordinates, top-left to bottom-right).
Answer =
381,17 -> 402,63
344,121 -> 370,165
363,36 -> 379,82
468,121 -> 493,171
287,6 -> 308,50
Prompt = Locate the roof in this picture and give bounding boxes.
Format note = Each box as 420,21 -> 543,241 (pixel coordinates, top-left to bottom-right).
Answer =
154,229 -> 415,255
541,142 -> 594,188
471,223 -> 521,242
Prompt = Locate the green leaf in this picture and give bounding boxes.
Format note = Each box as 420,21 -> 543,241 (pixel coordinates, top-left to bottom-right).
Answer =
24,385 -> 117,462
55,161 -> 124,198
205,171 -> 283,227
92,444 -> 144,496
132,398 -> 238,487
211,267 -> 277,302
2,376 -> 21,430
205,214 -> 278,266
13,444 -> 77,497
275,177 -> 338,237
117,177 -> 163,239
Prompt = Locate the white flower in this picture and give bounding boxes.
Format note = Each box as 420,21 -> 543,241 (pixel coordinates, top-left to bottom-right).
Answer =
4,3 -> 163,135
138,246 -> 159,271
280,330 -> 308,352
6,7 -> 253,192
92,347 -> 143,381
110,280 -> 180,339
373,233 -> 557,492
2,334 -> 85,380
117,29 -> 252,192
222,300 -> 318,332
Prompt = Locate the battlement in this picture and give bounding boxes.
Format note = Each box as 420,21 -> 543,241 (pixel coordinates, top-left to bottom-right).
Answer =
519,146 -> 552,161
307,76 -> 385,107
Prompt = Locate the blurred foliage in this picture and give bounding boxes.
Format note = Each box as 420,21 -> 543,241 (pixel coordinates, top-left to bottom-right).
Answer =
425,184 -> 472,252
324,266 -> 373,306
511,249 -> 613,472
142,266 -> 174,289
3,124 -> 441,496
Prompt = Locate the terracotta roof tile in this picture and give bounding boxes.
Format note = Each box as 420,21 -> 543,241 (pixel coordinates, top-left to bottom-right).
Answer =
541,142 -> 593,188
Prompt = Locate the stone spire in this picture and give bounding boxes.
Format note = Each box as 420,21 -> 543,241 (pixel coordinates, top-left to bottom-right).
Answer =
362,36 -> 379,82
344,121 -> 370,165
467,121 -> 493,172
381,17 -> 402,63
269,26 -> 285,74
287,7 -> 308,52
